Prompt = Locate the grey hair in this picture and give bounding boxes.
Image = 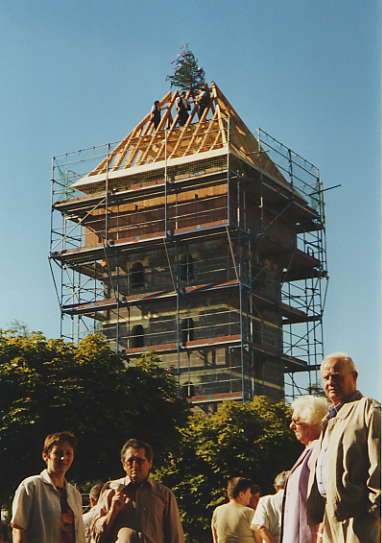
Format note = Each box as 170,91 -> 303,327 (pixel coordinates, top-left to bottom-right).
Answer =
320,352 -> 357,373
274,470 -> 289,490
291,395 -> 329,426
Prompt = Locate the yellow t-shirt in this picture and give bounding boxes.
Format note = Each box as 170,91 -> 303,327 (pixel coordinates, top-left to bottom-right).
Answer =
212,501 -> 255,543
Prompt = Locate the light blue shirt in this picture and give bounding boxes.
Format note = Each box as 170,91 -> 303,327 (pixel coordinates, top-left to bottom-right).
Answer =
316,403 -> 341,497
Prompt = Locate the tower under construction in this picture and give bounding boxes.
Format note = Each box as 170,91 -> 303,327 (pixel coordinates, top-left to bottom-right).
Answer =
50,82 -> 328,406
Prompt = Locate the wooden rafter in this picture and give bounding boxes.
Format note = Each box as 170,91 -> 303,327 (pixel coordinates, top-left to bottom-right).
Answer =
81,82 -> 286,187
138,91 -> 178,165
182,98 -> 213,156
154,89 -> 195,161
196,109 -> 220,153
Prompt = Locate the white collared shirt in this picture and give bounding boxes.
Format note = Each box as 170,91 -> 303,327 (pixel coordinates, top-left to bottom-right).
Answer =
252,490 -> 284,541
11,469 -> 85,543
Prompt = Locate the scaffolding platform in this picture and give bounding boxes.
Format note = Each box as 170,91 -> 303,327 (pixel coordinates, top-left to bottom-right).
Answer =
50,82 -> 328,404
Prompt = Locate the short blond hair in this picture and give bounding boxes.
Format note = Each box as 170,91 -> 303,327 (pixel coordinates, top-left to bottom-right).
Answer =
291,395 -> 328,426
321,352 -> 357,373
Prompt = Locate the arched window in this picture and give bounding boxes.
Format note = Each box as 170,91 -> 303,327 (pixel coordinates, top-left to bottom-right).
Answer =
181,318 -> 194,344
131,262 -> 144,289
131,325 -> 144,348
179,254 -> 194,282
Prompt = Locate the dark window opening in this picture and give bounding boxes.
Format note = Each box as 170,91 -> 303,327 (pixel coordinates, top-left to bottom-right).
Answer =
179,254 -> 194,282
131,262 -> 145,289
131,325 -> 144,348
181,318 -> 194,344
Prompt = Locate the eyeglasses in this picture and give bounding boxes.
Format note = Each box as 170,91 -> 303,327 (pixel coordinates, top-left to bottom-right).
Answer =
125,457 -> 148,465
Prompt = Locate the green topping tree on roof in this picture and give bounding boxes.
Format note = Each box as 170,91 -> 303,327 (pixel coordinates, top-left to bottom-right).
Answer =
166,44 -> 206,95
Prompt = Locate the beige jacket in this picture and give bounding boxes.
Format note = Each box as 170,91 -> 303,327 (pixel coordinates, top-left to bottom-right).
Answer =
306,391 -> 381,525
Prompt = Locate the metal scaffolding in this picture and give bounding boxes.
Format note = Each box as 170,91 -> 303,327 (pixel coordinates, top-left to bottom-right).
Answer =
49,88 -> 327,406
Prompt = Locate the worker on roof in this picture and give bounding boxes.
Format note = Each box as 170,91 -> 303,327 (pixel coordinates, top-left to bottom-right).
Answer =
176,92 -> 190,127
195,83 -> 211,120
150,100 -> 165,129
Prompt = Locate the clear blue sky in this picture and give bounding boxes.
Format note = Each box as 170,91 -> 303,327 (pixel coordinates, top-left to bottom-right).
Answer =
0,0 -> 380,398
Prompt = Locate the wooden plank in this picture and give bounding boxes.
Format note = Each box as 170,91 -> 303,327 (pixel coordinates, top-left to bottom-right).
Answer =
125,343 -> 177,354
137,91 -> 179,165
210,121 -> 225,150
214,83 -> 254,138
112,125 -> 143,170
122,128 -> 147,168
136,91 -> 178,166
90,113 -> 152,175
90,92 -> 173,174
122,95 -> 176,168
159,88 -> 194,153
196,110 -> 220,153
152,89 -> 194,161
212,84 -> 228,147
86,81 -> 287,188
182,101 -> 212,156
141,90 -> 173,138
168,90 -> 201,159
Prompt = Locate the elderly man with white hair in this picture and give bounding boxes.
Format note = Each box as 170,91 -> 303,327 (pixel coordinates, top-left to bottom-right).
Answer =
307,352 -> 381,543
280,395 -> 328,543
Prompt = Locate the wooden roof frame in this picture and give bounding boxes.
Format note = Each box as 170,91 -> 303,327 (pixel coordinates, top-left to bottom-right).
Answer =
72,82 -> 287,191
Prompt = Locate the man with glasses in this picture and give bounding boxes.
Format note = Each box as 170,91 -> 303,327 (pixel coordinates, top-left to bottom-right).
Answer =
92,438 -> 184,543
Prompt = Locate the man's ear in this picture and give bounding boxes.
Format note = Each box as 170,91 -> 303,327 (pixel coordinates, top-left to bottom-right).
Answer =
42,451 -> 48,464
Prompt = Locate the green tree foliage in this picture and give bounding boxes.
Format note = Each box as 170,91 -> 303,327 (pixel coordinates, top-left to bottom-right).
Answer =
166,44 -> 206,94
0,331 -> 188,504
155,397 -> 301,543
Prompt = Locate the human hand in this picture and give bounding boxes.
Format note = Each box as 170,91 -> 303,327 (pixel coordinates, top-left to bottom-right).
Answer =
110,489 -> 129,513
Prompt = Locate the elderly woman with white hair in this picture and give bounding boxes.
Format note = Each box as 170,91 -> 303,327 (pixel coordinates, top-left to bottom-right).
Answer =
281,395 -> 328,543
